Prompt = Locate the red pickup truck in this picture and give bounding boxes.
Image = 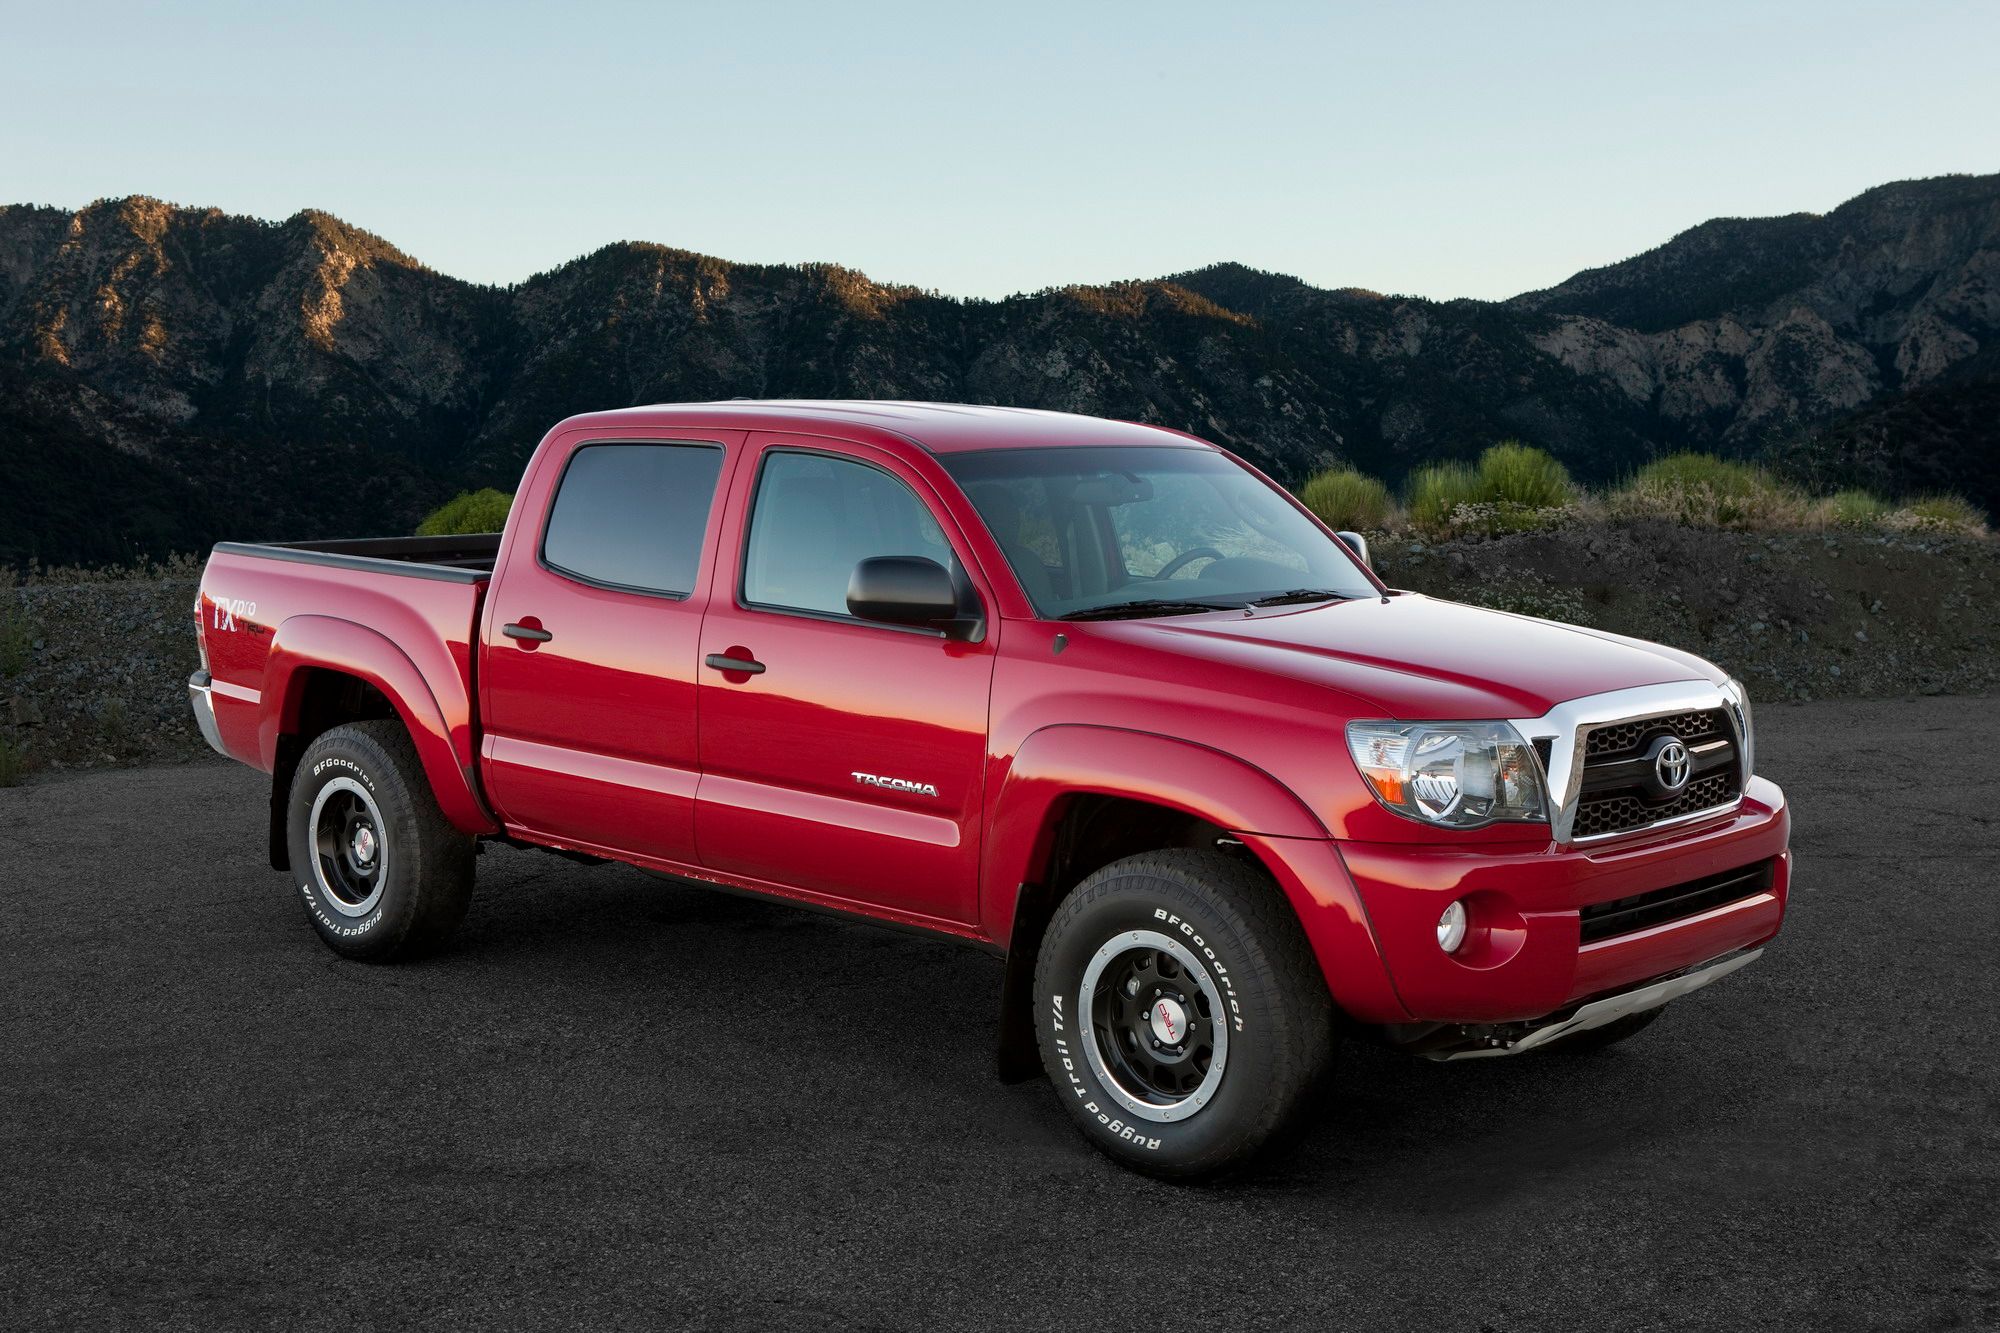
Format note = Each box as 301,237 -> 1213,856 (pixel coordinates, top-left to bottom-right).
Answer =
190,400 -> 1790,1178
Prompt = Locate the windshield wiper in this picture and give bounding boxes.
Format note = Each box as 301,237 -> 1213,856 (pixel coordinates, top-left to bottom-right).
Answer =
1057,598 -> 1249,621
1245,588 -> 1354,607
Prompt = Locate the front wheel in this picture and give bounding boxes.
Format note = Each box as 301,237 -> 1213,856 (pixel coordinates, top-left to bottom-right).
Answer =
285,720 -> 474,961
1033,850 -> 1333,1179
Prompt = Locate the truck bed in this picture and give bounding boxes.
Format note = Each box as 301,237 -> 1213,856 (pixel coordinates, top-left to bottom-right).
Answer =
210,533 -> 502,583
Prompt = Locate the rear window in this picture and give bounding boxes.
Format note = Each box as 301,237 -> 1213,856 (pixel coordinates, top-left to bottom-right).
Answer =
541,443 -> 725,596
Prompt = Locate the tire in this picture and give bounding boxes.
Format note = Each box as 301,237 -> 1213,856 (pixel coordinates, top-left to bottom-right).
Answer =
285,720 -> 474,962
1550,1005 -> 1665,1054
1033,849 -> 1333,1180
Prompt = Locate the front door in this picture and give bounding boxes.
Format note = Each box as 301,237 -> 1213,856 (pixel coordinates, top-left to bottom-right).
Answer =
694,436 -> 997,925
480,431 -> 743,864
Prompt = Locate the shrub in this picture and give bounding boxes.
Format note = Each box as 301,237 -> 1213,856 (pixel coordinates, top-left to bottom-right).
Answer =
1478,441 -> 1575,509
1299,468 -> 1396,531
0,735 -> 22,788
1608,453 -> 1813,529
417,489 -> 513,536
1825,489 -> 1892,527
1405,462 -> 1483,534
1888,493 -> 1987,536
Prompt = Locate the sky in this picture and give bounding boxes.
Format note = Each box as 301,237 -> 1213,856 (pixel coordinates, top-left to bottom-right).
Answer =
3,0 -> 1995,302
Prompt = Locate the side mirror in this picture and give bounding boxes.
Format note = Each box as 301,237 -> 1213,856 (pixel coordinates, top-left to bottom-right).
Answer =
848,556 -> 964,634
1336,530 -> 1372,569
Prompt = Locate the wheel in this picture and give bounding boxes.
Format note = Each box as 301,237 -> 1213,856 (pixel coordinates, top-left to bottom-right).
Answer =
285,720 -> 474,961
1550,1006 -> 1665,1053
1033,849 -> 1333,1179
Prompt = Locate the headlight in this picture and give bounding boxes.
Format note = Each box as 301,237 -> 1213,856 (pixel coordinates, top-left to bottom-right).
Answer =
1722,676 -> 1754,779
1345,720 -> 1548,829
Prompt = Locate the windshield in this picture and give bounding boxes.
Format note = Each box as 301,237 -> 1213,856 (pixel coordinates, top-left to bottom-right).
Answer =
939,446 -> 1376,618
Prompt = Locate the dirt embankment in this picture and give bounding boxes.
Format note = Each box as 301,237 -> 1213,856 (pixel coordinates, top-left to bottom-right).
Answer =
1382,522 -> 1999,700
1,524 -> 1994,781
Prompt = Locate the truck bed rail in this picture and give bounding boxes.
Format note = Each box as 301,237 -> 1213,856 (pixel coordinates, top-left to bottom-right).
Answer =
210,534 -> 500,584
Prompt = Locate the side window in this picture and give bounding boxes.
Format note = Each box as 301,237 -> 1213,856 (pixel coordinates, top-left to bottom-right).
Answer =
743,452 -> 955,618
541,443 -> 726,596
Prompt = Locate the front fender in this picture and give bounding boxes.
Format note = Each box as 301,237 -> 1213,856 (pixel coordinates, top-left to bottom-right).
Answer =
982,725 -> 1402,1024
262,615 -> 498,836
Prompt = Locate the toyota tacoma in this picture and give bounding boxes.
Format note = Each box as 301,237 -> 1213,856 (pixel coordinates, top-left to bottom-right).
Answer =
190,401 -> 1790,1178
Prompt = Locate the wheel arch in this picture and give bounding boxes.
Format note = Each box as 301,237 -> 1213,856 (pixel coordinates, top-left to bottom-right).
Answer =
262,616 -> 497,871
985,725 -> 1388,1080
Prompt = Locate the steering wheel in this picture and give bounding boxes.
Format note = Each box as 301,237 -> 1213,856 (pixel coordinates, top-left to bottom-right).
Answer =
1155,546 -> 1226,579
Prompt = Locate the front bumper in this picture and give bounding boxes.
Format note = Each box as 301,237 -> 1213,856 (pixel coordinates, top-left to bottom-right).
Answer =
1337,776 -> 1788,1024
187,670 -> 229,758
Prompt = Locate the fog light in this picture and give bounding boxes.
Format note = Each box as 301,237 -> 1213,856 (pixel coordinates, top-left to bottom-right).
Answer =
1437,900 -> 1468,953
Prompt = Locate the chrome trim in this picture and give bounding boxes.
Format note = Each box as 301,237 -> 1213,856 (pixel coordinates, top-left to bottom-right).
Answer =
187,672 -> 228,758
1508,679 -> 1742,845
1437,948 -> 1763,1061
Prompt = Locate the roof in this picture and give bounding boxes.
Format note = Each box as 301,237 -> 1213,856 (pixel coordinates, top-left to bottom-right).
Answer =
549,400 -> 1215,454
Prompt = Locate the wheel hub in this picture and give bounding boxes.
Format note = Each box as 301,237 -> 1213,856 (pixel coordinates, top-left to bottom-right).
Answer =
1148,996 -> 1189,1049
1079,929 -> 1230,1124
350,823 -> 378,867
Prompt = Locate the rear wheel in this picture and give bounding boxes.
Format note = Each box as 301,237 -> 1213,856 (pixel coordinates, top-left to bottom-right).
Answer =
1034,849 -> 1333,1180
285,720 -> 474,961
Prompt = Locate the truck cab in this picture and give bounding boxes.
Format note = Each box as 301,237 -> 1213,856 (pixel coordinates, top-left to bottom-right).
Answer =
191,401 -> 1790,1179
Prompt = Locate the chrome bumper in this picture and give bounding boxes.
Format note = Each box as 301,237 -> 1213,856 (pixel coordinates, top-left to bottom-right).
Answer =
187,670 -> 228,758
1429,947 -> 1764,1061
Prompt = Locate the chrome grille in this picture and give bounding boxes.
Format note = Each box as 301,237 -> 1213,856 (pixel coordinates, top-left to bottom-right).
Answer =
1584,709 -> 1730,759
1572,771 -> 1737,839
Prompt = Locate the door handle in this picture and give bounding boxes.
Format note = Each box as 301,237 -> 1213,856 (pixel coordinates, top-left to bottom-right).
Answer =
704,653 -> 765,675
502,622 -> 553,643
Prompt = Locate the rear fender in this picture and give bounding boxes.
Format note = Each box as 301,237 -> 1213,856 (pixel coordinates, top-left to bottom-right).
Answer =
262,615 -> 498,837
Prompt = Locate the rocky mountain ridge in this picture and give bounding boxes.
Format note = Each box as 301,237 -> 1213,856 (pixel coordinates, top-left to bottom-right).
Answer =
2,173 -> 1995,566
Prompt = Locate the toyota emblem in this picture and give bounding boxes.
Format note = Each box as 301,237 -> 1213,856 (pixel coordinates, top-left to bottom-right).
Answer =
1655,738 -> 1691,792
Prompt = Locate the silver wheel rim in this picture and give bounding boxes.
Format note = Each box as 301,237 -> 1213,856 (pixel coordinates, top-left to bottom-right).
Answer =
309,776 -> 389,918
1079,929 -> 1230,1124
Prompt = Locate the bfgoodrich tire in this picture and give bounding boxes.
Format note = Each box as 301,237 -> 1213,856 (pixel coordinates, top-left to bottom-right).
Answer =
285,720 -> 474,962
1033,849 -> 1334,1180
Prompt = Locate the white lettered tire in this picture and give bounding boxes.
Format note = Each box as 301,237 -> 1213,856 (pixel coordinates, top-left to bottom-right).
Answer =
1033,849 -> 1333,1179
285,720 -> 474,961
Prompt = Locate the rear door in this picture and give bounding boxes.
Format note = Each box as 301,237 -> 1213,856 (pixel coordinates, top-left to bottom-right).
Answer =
480,430 -> 745,864
693,434 -> 998,925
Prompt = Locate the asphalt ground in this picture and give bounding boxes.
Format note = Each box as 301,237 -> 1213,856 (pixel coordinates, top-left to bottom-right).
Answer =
3,697 -> 1995,1331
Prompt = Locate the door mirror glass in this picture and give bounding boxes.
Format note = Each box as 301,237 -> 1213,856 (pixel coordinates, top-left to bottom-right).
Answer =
1335,530 -> 1372,569
848,556 -> 958,630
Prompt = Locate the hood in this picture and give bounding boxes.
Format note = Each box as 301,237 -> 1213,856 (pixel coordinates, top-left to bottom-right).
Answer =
1098,593 -> 1721,720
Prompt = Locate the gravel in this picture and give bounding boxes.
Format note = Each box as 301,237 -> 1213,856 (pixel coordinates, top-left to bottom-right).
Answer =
2,698 -> 1994,1330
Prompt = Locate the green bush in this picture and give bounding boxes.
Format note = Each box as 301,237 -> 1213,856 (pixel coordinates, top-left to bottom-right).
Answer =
417,489 -> 513,537
1826,489 -> 1892,527
1889,493 -> 1987,536
1627,453 -> 1773,497
1405,462 -> 1484,533
1608,453 -> 1812,529
1299,468 -> 1396,531
1478,441 -> 1575,509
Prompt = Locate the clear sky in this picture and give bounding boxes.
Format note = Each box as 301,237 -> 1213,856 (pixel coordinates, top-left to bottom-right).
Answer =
3,0 -> 1995,301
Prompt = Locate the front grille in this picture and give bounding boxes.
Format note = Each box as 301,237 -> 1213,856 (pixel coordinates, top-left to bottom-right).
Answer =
1585,708 -> 1730,759
1570,707 -> 1741,839
1578,860 -> 1775,943
1573,771 -> 1738,838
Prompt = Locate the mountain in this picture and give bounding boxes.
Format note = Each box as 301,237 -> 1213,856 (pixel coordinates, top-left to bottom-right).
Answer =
2,175 -> 1995,566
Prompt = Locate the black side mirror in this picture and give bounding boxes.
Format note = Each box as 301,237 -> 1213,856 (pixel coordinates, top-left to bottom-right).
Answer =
1336,530 -> 1372,569
848,556 -> 969,636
